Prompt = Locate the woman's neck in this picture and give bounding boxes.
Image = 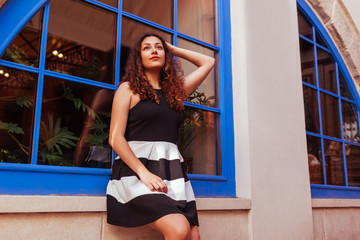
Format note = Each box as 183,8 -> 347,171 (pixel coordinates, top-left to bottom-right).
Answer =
145,70 -> 161,89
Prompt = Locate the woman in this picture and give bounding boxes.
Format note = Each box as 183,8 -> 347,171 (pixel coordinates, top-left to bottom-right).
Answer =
106,33 -> 215,240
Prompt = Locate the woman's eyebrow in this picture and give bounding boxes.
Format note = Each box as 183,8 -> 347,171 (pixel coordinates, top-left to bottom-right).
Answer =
142,42 -> 162,46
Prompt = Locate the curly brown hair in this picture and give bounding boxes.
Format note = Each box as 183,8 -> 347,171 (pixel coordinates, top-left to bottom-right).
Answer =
121,33 -> 186,111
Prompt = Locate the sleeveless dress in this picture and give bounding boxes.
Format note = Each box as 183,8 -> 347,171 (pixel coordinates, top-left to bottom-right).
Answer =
106,89 -> 199,227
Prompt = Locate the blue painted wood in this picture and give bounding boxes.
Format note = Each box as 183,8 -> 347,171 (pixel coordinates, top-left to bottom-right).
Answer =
31,2 -> 50,165
0,0 -> 48,55
0,167 -> 110,195
217,0 -> 235,194
0,59 -> 40,73
44,70 -> 117,90
0,162 -> 111,175
82,0 -> 118,12
183,101 -> 221,113
173,0 -> 178,46
311,184 -> 360,199
177,32 -> 219,51
122,11 -> 175,34
298,0 -> 360,197
0,0 -> 236,197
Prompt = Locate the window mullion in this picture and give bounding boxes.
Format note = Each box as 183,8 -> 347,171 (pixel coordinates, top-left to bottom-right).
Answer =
313,26 -> 328,185
31,1 -> 50,165
173,0 -> 178,46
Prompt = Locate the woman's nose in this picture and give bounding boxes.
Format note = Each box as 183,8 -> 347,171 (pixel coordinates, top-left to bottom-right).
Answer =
151,47 -> 158,54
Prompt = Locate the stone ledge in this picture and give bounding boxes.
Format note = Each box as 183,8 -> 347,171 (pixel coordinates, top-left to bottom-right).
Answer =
0,195 -> 251,213
312,198 -> 360,208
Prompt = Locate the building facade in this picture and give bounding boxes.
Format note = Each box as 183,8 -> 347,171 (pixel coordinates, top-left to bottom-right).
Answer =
0,0 -> 360,239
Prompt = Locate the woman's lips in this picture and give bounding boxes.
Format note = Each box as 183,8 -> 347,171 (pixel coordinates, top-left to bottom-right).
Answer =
150,56 -> 160,60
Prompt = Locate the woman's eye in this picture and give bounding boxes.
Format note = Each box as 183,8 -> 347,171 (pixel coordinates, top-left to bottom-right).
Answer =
143,47 -> 149,50
157,46 -> 163,50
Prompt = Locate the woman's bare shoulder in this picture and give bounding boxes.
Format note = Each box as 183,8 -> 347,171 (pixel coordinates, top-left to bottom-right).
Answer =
115,82 -> 133,97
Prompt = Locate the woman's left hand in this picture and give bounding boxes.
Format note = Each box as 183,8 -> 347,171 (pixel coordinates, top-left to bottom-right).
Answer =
165,42 -> 175,52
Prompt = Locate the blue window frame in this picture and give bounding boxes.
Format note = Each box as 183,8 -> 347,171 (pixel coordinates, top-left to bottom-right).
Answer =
298,0 -> 360,198
0,0 -> 235,196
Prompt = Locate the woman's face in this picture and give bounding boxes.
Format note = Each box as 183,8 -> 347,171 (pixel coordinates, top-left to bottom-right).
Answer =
140,36 -> 166,71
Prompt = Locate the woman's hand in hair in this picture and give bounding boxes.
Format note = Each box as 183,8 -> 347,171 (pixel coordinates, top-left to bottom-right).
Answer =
165,42 -> 175,52
164,42 -> 215,95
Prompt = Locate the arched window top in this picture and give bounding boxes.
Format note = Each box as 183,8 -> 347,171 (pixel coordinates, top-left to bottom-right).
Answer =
298,0 -> 360,198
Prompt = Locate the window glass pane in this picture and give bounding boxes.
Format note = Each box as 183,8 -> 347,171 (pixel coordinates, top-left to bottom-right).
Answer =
317,47 -> 337,94
120,17 -> 172,80
345,144 -> 360,187
298,11 -> 312,40
1,8 -> 43,67
178,108 -> 220,175
122,0 -> 173,29
299,39 -> 316,86
306,135 -> 323,184
303,86 -> 320,133
324,139 -> 345,186
38,76 -> 113,168
177,38 -> 218,108
46,0 -> 116,84
0,66 -> 37,164
97,0 -> 117,8
342,100 -> 360,143
316,31 -> 328,48
339,71 -> 353,100
320,93 -> 341,138
178,0 -> 217,45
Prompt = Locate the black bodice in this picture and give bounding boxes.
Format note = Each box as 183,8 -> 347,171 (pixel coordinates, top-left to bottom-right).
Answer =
125,90 -> 182,144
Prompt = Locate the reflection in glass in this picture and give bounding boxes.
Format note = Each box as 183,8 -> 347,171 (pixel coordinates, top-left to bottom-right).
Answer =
342,101 -> 360,143
298,11 -> 313,39
299,39 -> 316,86
324,139 -> 345,185
320,93 -> 341,138
123,0 -> 173,28
303,86 -> 320,133
316,31 -> 328,48
178,108 -> 220,175
120,17 -> 172,79
1,8 -> 43,67
306,135 -> 323,184
46,0 -> 116,84
339,71 -> 353,100
177,38 -> 218,107
38,76 -> 114,168
178,0 -> 217,45
0,66 -> 37,164
345,144 -> 360,187
317,47 -> 337,93
97,0 -> 117,8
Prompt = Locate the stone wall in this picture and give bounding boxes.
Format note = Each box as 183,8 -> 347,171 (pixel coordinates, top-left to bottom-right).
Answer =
312,199 -> 360,239
0,195 -> 250,240
306,0 -> 360,92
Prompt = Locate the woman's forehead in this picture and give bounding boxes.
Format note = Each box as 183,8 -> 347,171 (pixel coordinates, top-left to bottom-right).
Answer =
141,36 -> 162,45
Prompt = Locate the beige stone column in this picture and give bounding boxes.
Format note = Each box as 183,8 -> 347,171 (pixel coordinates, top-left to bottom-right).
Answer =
231,0 -> 314,239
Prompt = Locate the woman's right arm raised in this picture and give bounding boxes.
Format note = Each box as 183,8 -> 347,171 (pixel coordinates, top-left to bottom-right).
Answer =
108,82 -> 167,193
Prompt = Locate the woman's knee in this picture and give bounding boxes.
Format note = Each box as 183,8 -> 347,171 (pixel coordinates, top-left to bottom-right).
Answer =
169,221 -> 191,240
148,214 -> 191,240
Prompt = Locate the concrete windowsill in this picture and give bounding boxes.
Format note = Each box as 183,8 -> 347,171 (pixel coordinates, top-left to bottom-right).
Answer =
0,195 -> 251,213
312,198 -> 360,208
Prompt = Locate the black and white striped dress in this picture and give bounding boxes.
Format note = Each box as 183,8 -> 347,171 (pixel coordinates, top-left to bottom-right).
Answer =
106,89 -> 199,227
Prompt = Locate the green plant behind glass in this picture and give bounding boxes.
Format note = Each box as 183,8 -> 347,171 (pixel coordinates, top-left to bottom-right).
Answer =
177,90 -> 214,154
38,114 -> 79,166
